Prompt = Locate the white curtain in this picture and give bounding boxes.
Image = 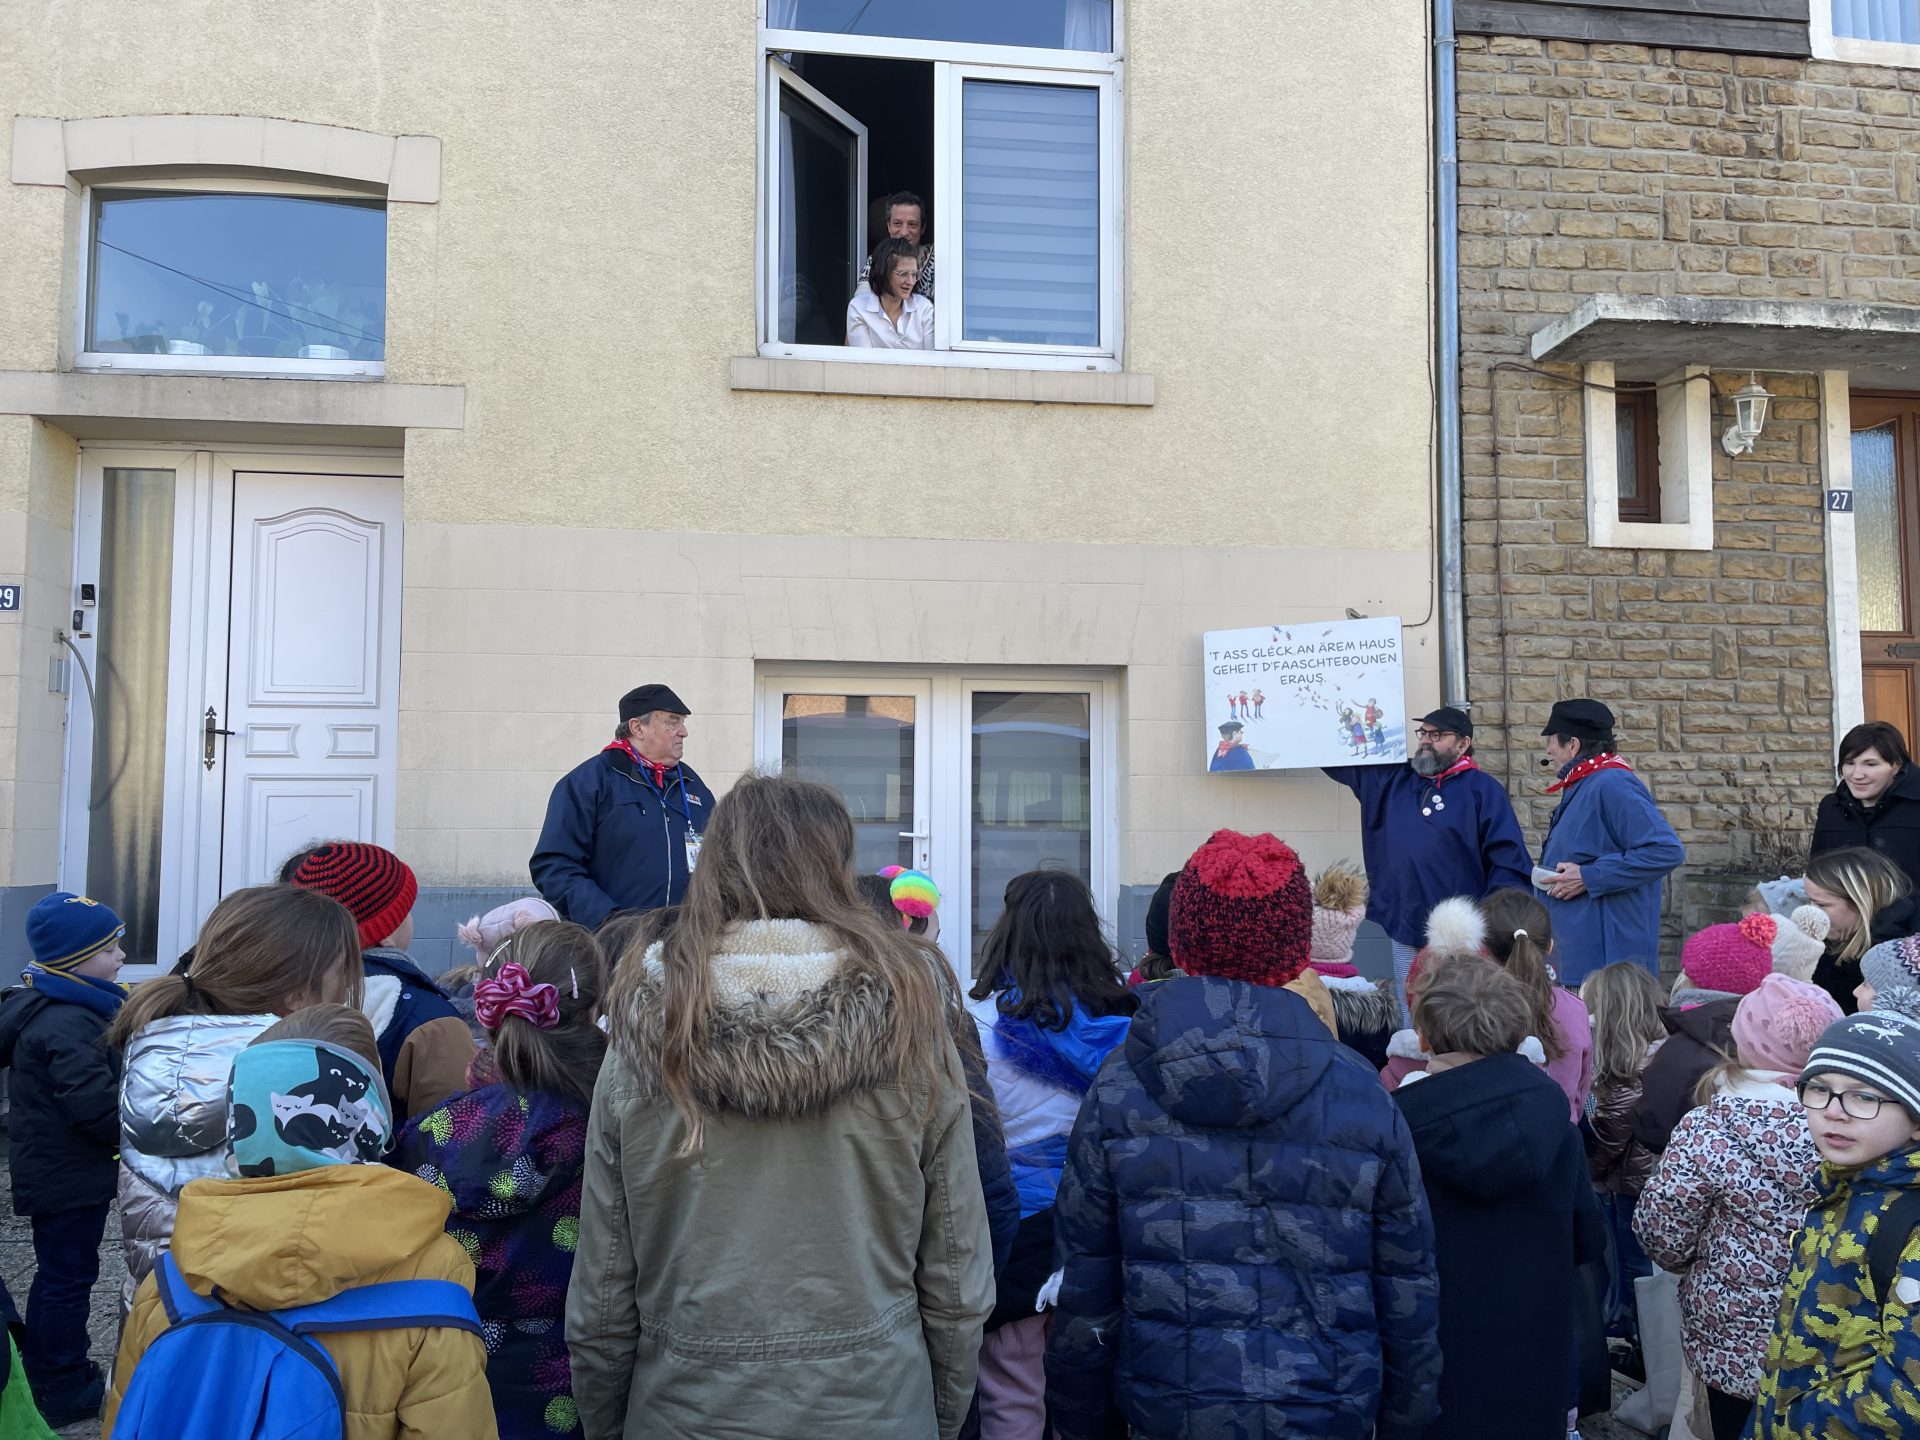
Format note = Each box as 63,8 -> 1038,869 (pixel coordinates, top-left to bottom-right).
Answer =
1062,0 -> 1111,51
765,0 -> 799,28
1833,0 -> 1920,43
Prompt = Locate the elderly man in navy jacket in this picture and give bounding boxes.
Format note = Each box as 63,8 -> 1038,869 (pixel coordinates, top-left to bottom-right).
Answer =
1324,706 -> 1533,1022
530,684 -> 716,928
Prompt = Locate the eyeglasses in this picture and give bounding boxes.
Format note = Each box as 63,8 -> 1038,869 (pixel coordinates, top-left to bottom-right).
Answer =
1797,1079 -> 1890,1121
1414,728 -> 1456,742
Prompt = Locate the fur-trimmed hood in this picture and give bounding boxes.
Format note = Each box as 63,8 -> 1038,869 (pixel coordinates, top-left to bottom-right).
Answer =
612,918 -> 911,1121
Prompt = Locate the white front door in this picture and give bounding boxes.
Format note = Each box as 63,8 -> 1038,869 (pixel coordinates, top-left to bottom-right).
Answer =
213,469 -> 403,892
60,450 -> 403,975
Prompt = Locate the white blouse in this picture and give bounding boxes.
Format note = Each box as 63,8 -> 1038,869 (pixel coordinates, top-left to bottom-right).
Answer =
845,289 -> 934,350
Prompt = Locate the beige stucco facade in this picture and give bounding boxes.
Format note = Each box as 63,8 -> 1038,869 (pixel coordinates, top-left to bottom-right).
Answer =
0,0 -> 1440,957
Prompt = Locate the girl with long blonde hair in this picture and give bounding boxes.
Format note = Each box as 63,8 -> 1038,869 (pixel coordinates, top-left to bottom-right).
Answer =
567,773 -> 992,1439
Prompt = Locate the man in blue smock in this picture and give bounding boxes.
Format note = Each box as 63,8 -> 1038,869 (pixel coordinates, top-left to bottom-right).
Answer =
530,683 -> 716,928
1536,698 -> 1684,984
1325,706 -> 1532,1021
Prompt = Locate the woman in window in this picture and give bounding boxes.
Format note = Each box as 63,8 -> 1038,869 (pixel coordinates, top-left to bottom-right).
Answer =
846,236 -> 933,350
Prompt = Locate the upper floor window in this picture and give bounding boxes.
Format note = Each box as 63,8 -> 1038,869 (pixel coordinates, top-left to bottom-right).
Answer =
1815,1 -> 1920,62
82,187 -> 386,376
760,0 -> 1121,371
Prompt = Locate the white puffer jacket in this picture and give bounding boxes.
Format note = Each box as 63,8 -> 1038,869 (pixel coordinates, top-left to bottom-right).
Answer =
117,1012 -> 275,1304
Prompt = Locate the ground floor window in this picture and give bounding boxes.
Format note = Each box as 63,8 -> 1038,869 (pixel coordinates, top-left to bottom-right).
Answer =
755,668 -> 1116,974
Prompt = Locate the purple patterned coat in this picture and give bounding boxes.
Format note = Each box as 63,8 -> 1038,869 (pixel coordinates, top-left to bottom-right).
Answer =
395,1079 -> 590,1438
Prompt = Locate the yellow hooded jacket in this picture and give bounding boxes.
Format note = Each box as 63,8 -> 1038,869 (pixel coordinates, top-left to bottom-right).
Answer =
104,1164 -> 499,1440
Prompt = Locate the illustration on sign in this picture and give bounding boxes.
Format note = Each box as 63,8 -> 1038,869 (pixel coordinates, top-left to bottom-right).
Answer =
1203,617 -> 1408,772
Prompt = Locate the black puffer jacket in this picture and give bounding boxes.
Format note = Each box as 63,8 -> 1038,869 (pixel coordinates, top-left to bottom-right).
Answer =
1630,995 -> 1736,1154
1811,766 -> 1920,894
0,987 -> 121,1214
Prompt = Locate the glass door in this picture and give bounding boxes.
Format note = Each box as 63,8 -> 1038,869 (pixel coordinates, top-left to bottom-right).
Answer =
1853,394 -> 1920,739
762,680 -> 934,875
758,669 -> 1114,973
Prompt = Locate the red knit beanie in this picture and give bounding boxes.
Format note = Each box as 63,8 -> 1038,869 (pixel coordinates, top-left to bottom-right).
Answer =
1168,830 -> 1314,987
291,842 -> 417,949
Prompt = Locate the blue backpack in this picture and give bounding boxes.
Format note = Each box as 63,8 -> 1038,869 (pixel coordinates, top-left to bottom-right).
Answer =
111,1252 -> 483,1439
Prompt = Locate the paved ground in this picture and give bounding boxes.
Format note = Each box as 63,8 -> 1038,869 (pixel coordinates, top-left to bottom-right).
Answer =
0,1192 -> 121,1440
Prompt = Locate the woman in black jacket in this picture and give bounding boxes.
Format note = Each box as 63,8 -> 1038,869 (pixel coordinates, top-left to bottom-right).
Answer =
1811,720 -> 1920,892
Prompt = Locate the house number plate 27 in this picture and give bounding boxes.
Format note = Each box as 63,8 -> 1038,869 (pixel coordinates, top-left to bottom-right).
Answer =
1827,490 -> 1855,512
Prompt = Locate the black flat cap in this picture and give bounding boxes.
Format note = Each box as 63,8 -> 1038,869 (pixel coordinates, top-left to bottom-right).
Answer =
619,684 -> 691,722
1218,721 -> 1244,736
1542,698 -> 1614,741
1417,706 -> 1473,738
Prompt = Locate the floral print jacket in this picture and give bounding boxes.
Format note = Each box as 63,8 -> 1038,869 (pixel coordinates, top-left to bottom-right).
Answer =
395,1078 -> 590,1439
1633,1074 -> 1819,1399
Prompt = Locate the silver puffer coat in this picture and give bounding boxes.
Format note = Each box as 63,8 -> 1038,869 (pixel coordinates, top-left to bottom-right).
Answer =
117,1012 -> 275,1304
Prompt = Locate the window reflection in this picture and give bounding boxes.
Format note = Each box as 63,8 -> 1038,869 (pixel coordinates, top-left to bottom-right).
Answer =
971,691 -> 1092,971
1855,422 -> 1904,633
778,0 -> 1112,52
781,694 -> 917,871
88,192 -> 386,362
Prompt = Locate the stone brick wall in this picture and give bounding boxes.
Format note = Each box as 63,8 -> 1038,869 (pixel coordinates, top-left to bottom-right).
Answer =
1455,35 -> 1920,951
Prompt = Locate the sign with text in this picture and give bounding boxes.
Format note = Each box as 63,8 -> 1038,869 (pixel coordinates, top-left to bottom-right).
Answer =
1203,617 -> 1408,772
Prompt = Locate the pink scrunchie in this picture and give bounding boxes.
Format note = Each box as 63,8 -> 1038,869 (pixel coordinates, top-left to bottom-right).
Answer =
473,962 -> 560,1031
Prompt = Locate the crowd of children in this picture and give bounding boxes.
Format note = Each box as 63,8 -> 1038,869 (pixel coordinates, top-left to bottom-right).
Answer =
5,790 -> 1920,1438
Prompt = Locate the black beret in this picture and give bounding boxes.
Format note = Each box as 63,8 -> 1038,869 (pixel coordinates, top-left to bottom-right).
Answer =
1542,698 -> 1615,741
619,684 -> 691,722
1417,705 -> 1474,738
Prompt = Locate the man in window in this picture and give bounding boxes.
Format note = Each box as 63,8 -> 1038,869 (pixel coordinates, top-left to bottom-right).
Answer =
530,684 -> 716,928
856,191 -> 934,301
1323,707 -> 1533,1022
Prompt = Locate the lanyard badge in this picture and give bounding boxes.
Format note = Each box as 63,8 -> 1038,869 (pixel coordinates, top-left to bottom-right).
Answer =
684,826 -> 703,872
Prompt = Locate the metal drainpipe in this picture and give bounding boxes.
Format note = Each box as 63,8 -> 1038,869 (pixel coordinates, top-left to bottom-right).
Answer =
1434,0 -> 1468,707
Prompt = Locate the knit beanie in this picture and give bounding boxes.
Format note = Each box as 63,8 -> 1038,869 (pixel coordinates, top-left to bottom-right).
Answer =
1682,906 -> 1830,995
456,896 -> 559,961
26,892 -> 126,971
1803,1007 -> 1920,1123
1862,935 -> 1920,1002
1404,897 -> 1488,1004
1167,830 -> 1313,987
1143,872 -> 1179,960
290,842 -> 418,949
1731,973 -> 1843,1075
1309,863 -> 1369,980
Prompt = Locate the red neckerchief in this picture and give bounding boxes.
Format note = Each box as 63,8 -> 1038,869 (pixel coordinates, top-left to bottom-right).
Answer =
1215,740 -> 1242,759
1430,755 -> 1479,786
1546,751 -> 1634,794
602,739 -> 674,791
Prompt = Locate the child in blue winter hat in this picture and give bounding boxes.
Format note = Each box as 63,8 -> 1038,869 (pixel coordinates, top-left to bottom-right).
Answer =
0,893 -> 128,1426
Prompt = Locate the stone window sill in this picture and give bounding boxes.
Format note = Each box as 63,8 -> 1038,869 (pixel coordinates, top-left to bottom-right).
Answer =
730,357 -> 1155,407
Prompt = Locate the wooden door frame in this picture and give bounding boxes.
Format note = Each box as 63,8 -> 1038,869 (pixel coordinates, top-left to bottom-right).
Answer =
1851,392 -> 1920,742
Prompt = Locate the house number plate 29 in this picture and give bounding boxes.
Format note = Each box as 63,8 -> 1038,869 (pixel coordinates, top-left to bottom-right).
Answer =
0,584 -> 18,611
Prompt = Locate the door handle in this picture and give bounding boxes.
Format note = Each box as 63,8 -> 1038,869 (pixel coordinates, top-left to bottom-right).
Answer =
203,707 -> 235,770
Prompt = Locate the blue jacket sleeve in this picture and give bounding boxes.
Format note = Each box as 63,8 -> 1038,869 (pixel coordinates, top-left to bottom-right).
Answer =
1324,764 -> 1389,799
1045,1092 -> 1129,1440
1578,779 -> 1686,899
1372,1115 -> 1443,1440
529,766 -> 619,930
1478,787 -> 1535,897
960,1045 -> 1019,1277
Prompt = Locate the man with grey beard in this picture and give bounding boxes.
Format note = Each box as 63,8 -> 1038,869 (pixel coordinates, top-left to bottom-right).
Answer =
1324,706 -> 1533,1023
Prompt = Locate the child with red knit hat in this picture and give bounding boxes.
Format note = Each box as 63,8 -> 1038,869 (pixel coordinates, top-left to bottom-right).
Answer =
288,841 -> 472,1124
1049,830 -> 1440,1440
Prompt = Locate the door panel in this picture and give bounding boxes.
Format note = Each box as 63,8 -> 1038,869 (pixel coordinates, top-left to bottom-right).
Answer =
1854,395 -> 1920,735
774,686 -> 932,874
217,471 -> 402,891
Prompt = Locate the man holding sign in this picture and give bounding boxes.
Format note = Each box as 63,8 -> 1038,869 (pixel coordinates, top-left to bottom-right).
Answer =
1324,706 -> 1533,1022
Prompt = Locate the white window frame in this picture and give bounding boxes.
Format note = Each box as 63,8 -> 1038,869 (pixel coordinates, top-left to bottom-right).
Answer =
1584,361 -> 1716,551
753,665 -> 1120,971
756,2 -> 1125,372
1811,1 -> 1920,65
74,176 -> 388,380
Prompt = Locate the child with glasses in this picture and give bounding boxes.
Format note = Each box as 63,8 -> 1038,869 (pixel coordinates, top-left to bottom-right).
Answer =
1748,1004 -> 1920,1439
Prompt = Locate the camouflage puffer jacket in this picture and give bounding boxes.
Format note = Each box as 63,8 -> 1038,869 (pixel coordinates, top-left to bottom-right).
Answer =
1046,975 -> 1442,1440
1749,1146 -> 1920,1440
